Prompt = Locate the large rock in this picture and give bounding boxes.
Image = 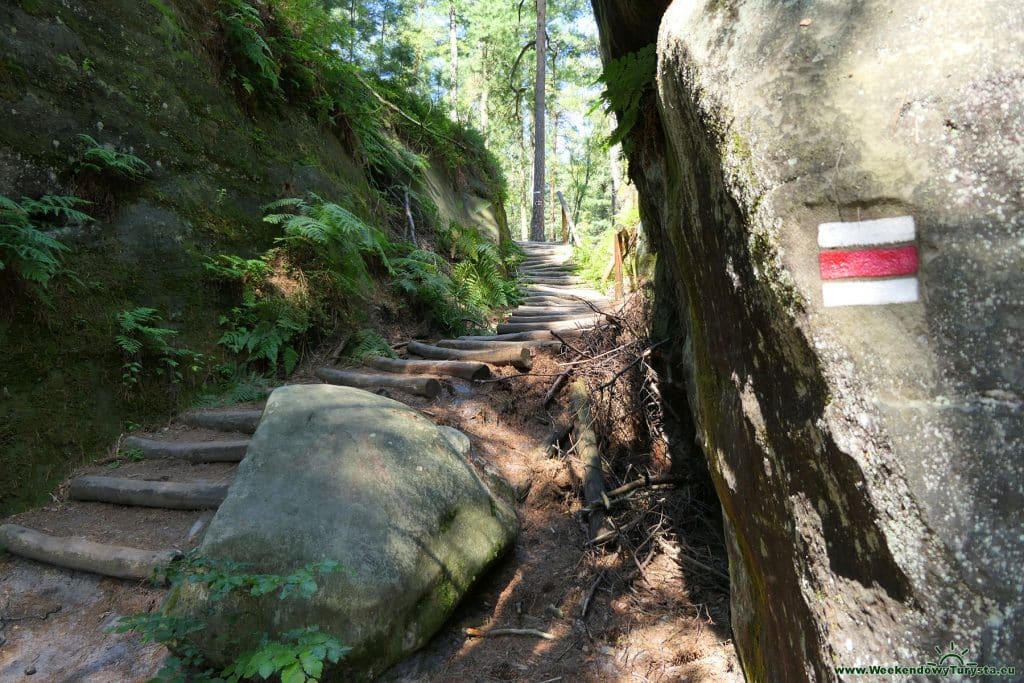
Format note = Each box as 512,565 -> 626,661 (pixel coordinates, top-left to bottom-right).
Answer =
592,0 -> 1023,679
170,384 -> 517,680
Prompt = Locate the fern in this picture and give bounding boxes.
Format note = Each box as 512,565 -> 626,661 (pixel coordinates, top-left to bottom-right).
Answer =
341,329 -> 396,363
217,0 -> 282,98
203,253 -> 271,289
116,307 -> 202,388
1,194 -> 92,289
217,302 -> 308,375
264,194 -> 390,295
193,372 -> 272,408
592,43 -> 657,145
76,134 -> 152,179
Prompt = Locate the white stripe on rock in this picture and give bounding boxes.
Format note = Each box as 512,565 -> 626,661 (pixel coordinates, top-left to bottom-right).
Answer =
817,216 -> 915,249
821,277 -> 919,307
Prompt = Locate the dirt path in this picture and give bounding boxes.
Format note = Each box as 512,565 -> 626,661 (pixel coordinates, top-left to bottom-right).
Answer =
0,242 -> 741,681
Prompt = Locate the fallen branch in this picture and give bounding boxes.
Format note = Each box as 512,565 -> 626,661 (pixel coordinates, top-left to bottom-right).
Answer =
556,340 -> 639,367
543,372 -> 569,407
569,380 -> 613,543
327,332 -> 352,364
549,330 -> 587,357
657,537 -> 731,583
580,570 -> 605,620
403,189 -> 418,247
580,475 -> 685,512
474,373 -> 567,384
542,420 -> 572,458
465,626 -> 555,640
598,339 -> 668,391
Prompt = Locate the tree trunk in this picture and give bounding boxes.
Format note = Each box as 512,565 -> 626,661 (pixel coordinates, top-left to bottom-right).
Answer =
479,46 -> 489,139
449,1 -> 459,120
377,6 -> 388,72
609,142 -> 620,231
549,48 -> 559,240
529,0 -> 547,241
348,0 -> 357,61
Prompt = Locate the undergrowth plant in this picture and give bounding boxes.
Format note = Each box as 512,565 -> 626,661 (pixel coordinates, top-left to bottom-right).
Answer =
393,224 -> 521,335
115,307 -> 203,390
112,554 -> 347,683
204,253 -> 310,376
194,371 -> 273,409
0,194 -> 91,290
216,0 -> 282,99
592,43 -> 657,146
76,134 -> 152,180
341,329 -> 396,363
263,195 -> 391,295
211,0 -> 505,203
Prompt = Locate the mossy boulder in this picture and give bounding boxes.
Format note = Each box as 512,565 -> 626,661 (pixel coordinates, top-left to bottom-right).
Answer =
170,384 -> 517,680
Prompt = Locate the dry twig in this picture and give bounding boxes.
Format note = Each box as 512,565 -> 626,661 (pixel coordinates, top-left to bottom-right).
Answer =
464,627 -> 555,640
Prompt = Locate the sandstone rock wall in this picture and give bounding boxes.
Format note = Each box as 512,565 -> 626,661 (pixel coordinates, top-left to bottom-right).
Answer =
592,0 -> 1023,678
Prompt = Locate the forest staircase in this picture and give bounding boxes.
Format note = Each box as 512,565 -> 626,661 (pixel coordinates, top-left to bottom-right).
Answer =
0,241 -> 609,653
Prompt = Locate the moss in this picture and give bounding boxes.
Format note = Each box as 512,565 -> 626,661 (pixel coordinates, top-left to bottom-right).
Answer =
0,241 -> 227,516
0,57 -> 29,101
17,0 -> 47,16
411,577 -> 460,638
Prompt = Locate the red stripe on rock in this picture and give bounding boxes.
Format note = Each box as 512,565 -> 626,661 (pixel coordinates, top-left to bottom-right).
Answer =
819,245 -> 918,280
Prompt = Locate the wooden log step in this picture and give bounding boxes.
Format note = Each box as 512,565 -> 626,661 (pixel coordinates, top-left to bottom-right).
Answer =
179,409 -> 263,434
523,289 -> 606,300
521,294 -> 606,304
407,340 -> 533,371
315,367 -> 442,398
518,271 -> 574,279
0,523 -> 178,582
521,258 -> 571,265
459,327 -> 594,342
497,319 -> 601,334
364,355 -> 490,381
521,296 -> 602,306
508,313 -> 602,324
122,436 -> 249,463
435,339 -> 563,351
515,241 -> 570,249
518,265 -> 573,274
69,476 -> 229,510
522,277 -> 585,286
524,284 -> 603,294
511,305 -> 600,316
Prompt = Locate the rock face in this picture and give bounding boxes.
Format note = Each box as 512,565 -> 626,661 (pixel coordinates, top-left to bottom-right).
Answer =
171,384 -> 517,680
0,0 -> 509,516
592,0 -> 1023,679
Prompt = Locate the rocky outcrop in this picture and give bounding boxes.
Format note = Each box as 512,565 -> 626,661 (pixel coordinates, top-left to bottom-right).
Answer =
170,384 -> 517,680
0,0 -> 507,516
592,0 -> 1023,679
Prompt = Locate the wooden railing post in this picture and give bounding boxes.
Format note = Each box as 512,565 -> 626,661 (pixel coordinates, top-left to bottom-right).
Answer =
555,191 -> 578,245
613,230 -> 624,300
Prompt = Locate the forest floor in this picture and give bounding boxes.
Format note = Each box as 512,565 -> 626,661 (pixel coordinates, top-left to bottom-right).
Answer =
0,298 -> 742,682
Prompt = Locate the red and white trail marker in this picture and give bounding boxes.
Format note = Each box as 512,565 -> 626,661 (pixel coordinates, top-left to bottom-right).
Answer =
817,216 -> 919,307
